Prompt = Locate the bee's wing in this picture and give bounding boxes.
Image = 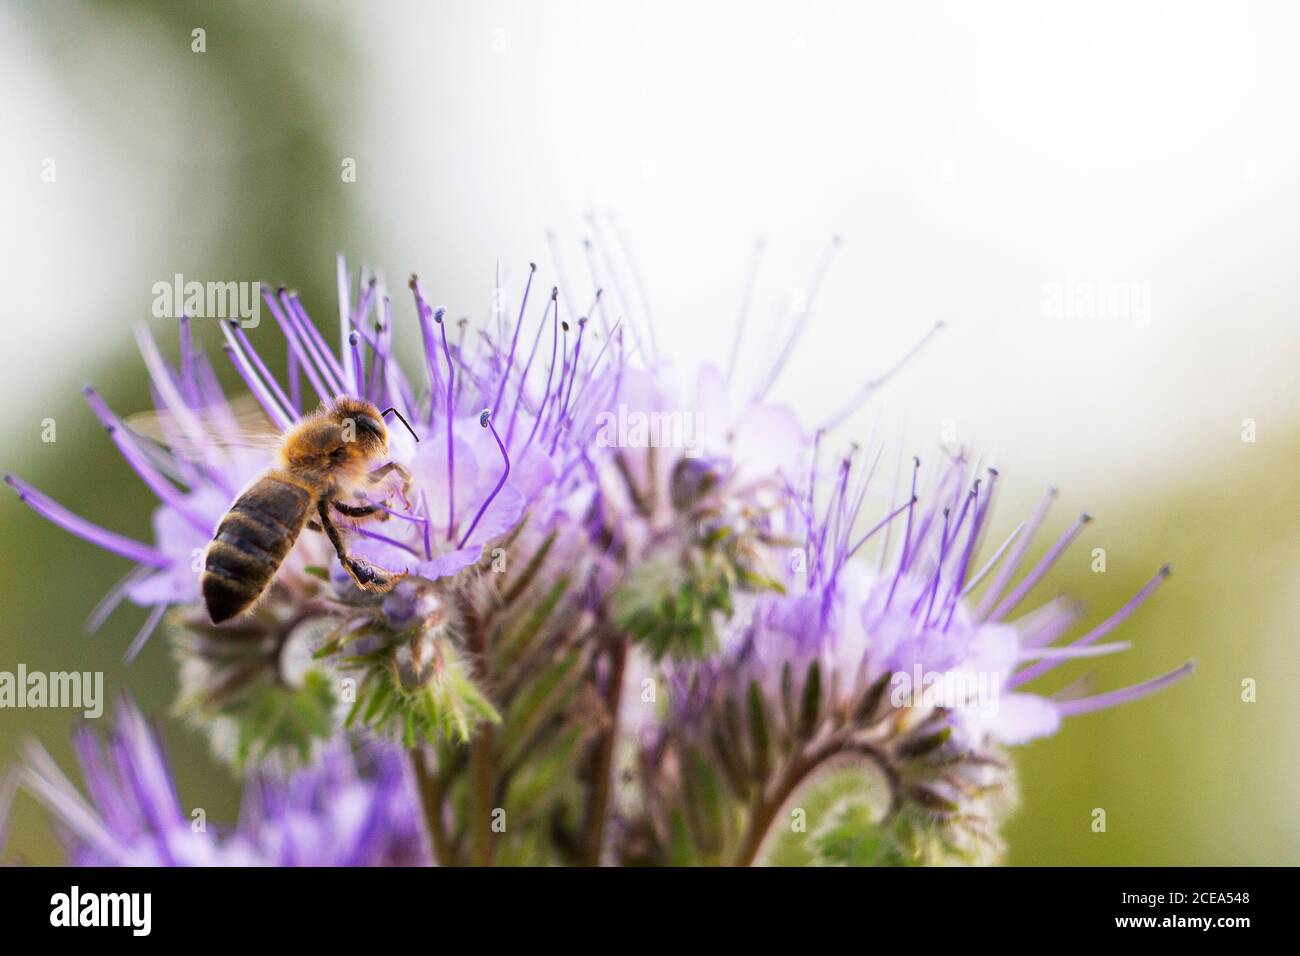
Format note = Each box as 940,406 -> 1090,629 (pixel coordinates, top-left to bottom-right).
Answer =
124,394 -> 285,457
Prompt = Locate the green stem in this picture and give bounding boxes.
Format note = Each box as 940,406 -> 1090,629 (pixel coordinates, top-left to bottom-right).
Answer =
469,728 -> 496,865
463,606 -> 497,866
410,747 -> 456,866
731,733 -> 897,867
579,633 -> 628,865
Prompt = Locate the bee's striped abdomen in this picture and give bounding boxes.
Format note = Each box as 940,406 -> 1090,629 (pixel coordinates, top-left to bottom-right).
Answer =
202,473 -> 314,624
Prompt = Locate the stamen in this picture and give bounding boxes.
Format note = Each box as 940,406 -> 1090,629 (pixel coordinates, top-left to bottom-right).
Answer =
434,307 -> 456,540
829,449 -> 859,569
356,527 -> 423,557
754,235 -> 841,401
178,314 -> 198,406
366,329 -> 384,405
540,317 -> 572,445
409,275 -> 443,413
4,475 -> 170,568
220,321 -> 294,429
507,288 -> 556,448
580,237 -> 606,316
605,213 -> 659,360
580,221 -> 637,359
336,254 -> 351,376
725,238 -> 765,386
193,355 -> 239,445
492,262 -> 536,415
1054,661 -> 1194,718
833,439 -> 881,562
135,330 -> 232,501
378,295 -> 419,415
883,457 -> 921,613
563,317 -> 623,417
588,288 -> 607,335
521,292 -> 561,461
952,467 -> 999,591
20,739 -> 130,863
133,324 -> 213,461
877,439 -> 906,572
551,316 -> 587,454
348,331 -> 366,401
85,565 -> 154,634
990,511 -> 1092,621
812,453 -> 853,584
455,318 -> 471,400
286,291 -> 348,395
1010,565 -> 1171,688
264,288 -> 330,401
912,507 -> 951,621
976,485 -> 1057,619
495,260 -> 506,340
457,410 -> 512,549
124,603 -> 168,664
355,275 -> 378,340
847,496 -> 915,560
545,232 -> 578,326
906,457 -> 962,562
83,386 -> 210,535
418,490 -> 433,561
359,498 -> 427,527
804,430 -> 824,556
961,520 -> 1025,598
1018,640 -> 1132,662
821,320 -> 946,431
1016,596 -> 1086,650
221,342 -> 294,433
938,480 -> 982,628
287,349 -> 302,413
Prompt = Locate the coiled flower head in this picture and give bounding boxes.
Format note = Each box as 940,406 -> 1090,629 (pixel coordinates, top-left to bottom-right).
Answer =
622,449 -> 1191,866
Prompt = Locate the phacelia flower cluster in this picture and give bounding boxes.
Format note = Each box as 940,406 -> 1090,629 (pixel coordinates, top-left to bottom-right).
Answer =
4,240 -> 1191,866
14,698 -> 425,866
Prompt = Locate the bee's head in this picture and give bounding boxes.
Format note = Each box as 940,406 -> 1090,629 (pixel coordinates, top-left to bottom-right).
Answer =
320,397 -> 421,460
282,397 -> 421,479
327,397 -> 390,458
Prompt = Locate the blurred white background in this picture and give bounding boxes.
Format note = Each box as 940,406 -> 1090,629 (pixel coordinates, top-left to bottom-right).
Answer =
5,0 -> 1299,496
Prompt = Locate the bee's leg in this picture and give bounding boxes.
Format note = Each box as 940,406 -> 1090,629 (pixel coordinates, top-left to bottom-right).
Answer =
367,462 -> 411,485
334,500 -> 390,522
368,462 -> 413,509
316,500 -> 406,593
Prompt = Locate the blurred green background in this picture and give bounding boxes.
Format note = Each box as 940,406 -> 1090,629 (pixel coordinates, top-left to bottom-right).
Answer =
1,0 -> 1296,865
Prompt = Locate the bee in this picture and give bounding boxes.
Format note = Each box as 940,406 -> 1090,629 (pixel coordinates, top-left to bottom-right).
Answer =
132,396 -> 421,624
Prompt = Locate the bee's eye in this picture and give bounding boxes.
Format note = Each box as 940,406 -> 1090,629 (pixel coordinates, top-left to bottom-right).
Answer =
354,415 -> 384,441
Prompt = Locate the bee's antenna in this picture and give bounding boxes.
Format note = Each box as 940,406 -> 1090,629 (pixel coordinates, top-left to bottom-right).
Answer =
381,407 -> 420,443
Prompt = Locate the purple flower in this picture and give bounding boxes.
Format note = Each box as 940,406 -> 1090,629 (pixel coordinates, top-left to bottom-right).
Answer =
699,452 -> 1192,743
14,698 -> 428,866
3,262 -> 616,661
2,235 -> 1194,866
628,448 -> 1192,865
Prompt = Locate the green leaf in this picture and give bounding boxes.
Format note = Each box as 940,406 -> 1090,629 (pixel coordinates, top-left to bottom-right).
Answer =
498,652 -> 583,767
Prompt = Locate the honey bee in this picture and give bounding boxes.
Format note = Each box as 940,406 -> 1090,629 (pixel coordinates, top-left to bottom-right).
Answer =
131,396 -> 421,624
